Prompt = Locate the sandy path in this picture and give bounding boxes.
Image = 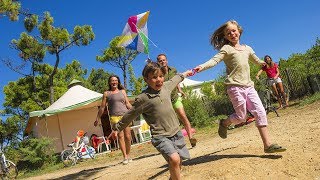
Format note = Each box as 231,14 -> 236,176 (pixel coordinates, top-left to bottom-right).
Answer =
27,101 -> 320,180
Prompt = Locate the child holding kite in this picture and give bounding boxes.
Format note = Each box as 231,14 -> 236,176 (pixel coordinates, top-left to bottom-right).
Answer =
110,61 -> 193,180
193,20 -> 286,153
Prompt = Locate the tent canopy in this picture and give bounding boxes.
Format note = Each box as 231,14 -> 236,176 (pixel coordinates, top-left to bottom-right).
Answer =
29,83 -> 102,118
180,78 -> 204,88
25,80 -> 103,135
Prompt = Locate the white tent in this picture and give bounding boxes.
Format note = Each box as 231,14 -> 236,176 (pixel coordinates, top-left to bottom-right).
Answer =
25,80 -> 104,153
180,78 -> 215,97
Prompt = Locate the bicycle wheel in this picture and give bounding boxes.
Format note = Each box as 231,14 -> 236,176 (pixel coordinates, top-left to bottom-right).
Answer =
61,149 -> 77,167
3,160 -> 18,179
85,145 -> 95,159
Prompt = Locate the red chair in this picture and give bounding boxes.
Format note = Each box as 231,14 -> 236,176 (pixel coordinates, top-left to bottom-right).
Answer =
90,134 -> 111,153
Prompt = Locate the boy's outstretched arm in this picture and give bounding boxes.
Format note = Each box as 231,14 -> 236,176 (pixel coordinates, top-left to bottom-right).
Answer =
182,69 -> 194,77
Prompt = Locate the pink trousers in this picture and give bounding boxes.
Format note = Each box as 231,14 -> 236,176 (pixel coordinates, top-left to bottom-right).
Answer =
227,86 -> 268,126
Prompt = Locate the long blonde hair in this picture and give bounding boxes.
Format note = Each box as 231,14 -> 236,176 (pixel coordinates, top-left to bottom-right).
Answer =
210,20 -> 243,50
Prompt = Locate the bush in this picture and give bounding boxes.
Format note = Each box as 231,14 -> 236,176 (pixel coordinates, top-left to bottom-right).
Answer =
206,95 -> 234,116
182,94 -> 211,128
16,137 -> 58,171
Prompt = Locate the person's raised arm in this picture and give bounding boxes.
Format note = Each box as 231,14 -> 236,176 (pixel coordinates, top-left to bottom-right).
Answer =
256,69 -> 264,80
182,70 -> 193,77
193,50 -> 226,73
94,91 -> 108,127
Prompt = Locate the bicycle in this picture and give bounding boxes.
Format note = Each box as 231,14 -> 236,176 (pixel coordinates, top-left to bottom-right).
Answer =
0,150 -> 18,179
267,78 -> 290,107
257,79 -> 280,117
61,133 -> 95,167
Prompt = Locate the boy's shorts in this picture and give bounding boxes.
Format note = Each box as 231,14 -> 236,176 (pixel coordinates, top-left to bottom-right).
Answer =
151,131 -> 190,162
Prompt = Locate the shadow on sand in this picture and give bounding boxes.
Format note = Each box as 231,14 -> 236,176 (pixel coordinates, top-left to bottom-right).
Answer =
49,152 -> 161,180
50,146 -> 282,179
148,147 -> 282,179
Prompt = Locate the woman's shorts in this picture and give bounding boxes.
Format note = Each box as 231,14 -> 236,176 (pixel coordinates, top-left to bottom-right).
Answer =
267,77 -> 282,86
151,131 -> 190,162
109,116 -> 123,125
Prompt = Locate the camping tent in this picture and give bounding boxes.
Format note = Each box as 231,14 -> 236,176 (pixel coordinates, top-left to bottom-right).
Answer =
180,78 -> 215,97
25,80 -> 104,153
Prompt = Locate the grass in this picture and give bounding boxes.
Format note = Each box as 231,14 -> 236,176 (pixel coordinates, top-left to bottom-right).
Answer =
298,92 -> 320,106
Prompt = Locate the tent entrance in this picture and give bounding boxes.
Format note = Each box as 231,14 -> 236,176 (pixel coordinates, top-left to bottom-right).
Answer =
101,111 -> 112,139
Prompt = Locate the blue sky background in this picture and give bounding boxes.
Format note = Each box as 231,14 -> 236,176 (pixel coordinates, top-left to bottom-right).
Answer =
1,0 -> 319,114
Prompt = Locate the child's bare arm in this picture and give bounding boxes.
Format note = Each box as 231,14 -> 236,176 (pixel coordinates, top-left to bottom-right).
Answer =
181,69 -> 193,77
180,117 -> 197,147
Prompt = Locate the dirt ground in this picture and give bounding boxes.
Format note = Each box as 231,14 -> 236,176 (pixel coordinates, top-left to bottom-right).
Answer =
26,101 -> 320,180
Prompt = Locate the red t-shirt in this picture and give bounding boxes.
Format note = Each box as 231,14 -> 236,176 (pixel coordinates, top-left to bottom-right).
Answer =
262,63 -> 278,78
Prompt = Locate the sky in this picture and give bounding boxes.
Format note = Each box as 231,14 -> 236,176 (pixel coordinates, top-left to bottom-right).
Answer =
1,0 -> 320,114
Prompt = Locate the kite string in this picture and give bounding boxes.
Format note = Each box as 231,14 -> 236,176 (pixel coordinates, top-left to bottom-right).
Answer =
131,22 -> 159,49
131,22 -> 167,57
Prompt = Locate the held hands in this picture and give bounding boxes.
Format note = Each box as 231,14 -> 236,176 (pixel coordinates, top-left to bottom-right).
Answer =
182,66 -> 202,77
193,66 -> 203,73
260,61 -> 267,67
183,69 -> 194,77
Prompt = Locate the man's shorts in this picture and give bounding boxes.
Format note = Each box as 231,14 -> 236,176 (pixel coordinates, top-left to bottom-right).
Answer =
151,131 -> 190,162
173,96 -> 183,109
267,77 -> 282,86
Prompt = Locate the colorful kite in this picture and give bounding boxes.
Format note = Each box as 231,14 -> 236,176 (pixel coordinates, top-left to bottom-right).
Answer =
117,11 -> 150,54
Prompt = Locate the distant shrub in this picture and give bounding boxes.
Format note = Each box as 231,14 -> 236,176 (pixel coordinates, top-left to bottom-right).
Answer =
16,137 -> 58,171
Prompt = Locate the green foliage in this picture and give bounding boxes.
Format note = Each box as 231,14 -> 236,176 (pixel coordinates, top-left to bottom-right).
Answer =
200,82 -> 214,98
128,64 -> 146,95
198,75 -> 234,116
0,0 -> 21,21
16,137 -> 57,170
9,9 -> 95,105
11,32 -> 46,61
87,68 -> 111,93
24,14 -> 38,32
73,25 -> 95,46
305,38 -> 320,75
182,87 -> 211,127
0,117 -> 20,148
38,12 -> 54,40
206,95 -> 234,116
299,92 -> 320,106
4,75 -> 49,112
96,36 -> 139,88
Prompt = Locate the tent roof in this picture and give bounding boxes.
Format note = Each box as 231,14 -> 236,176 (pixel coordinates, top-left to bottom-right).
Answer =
29,84 -> 102,118
180,78 -> 204,87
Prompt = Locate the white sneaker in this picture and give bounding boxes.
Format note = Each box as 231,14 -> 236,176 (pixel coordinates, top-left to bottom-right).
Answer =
122,159 -> 129,165
128,158 -> 133,163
